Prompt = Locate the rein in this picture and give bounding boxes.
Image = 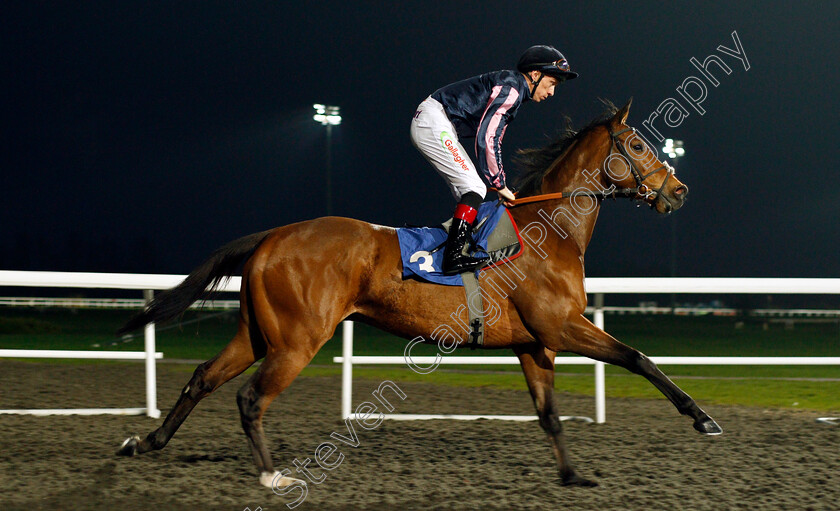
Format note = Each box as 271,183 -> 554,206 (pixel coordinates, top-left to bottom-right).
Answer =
507,188 -> 638,206
508,126 -> 673,208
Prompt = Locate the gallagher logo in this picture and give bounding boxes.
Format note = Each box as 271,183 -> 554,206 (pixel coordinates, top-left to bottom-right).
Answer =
439,132 -> 470,172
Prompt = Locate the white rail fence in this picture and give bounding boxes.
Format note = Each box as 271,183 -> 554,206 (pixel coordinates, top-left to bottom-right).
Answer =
1,272 -> 839,423
0,270 -> 242,418
333,279 -> 840,424
7,296 -> 840,322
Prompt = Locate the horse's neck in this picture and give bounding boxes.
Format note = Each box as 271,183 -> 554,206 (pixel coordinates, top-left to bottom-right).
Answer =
527,134 -> 610,254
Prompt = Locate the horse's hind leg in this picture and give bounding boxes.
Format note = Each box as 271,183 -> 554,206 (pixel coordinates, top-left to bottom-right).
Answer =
235,347 -> 316,488
514,343 -> 597,487
562,314 -> 722,435
117,320 -> 261,456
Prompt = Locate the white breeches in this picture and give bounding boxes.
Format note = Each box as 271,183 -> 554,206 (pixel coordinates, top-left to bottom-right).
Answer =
410,96 -> 487,201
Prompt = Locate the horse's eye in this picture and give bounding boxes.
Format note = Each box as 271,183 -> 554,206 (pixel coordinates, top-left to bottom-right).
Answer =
633,144 -> 643,151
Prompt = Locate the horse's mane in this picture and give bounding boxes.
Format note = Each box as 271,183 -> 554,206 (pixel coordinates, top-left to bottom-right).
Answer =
513,99 -> 619,198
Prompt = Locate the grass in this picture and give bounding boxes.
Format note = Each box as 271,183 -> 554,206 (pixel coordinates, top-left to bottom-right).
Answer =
296,366 -> 839,411
1,308 -> 838,411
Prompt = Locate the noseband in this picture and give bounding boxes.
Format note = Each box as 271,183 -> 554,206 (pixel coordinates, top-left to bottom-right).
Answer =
509,126 -> 674,207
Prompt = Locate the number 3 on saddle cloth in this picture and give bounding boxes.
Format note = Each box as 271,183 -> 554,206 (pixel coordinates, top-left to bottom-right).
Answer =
397,201 -> 524,286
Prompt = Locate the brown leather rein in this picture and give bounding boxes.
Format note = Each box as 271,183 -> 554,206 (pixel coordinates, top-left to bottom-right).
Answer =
507,188 -> 638,207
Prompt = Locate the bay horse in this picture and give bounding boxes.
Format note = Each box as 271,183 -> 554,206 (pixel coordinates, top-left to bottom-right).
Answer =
116,99 -> 721,488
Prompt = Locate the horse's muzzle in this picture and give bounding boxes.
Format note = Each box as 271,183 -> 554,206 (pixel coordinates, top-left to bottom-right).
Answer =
655,184 -> 688,214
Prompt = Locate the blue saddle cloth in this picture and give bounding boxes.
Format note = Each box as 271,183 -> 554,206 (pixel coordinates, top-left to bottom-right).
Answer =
397,201 -> 507,286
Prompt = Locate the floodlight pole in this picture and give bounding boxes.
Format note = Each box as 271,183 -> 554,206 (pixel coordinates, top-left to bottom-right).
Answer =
663,139 -> 685,310
670,201 -> 678,309
313,104 -> 341,216
326,123 -> 333,216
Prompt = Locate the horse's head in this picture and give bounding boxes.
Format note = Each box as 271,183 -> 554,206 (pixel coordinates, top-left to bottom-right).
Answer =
603,99 -> 688,214
513,100 -> 689,215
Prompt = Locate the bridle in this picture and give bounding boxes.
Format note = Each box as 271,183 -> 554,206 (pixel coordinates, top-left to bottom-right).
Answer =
608,126 -> 674,203
508,125 -> 674,207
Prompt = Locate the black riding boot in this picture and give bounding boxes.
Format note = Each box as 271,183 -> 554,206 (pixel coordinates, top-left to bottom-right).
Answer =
442,217 -> 489,275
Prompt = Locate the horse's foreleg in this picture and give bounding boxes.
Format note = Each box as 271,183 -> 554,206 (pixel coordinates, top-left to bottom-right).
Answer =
117,322 -> 260,456
514,343 -> 597,487
562,314 -> 722,435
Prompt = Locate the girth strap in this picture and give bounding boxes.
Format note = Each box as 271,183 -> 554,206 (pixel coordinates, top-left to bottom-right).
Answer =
461,271 -> 484,348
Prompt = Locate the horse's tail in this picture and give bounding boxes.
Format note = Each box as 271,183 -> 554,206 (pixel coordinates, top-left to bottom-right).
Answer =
117,229 -> 274,334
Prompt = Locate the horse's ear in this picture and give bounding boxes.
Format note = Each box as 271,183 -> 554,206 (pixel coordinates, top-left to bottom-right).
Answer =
614,98 -> 633,125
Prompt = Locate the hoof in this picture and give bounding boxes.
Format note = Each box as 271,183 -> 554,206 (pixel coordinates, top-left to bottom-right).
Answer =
561,473 -> 599,487
116,436 -> 140,456
260,471 -> 307,489
693,417 -> 723,436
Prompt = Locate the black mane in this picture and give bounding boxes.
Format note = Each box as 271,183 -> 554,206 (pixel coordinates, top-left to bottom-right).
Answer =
513,99 -> 619,197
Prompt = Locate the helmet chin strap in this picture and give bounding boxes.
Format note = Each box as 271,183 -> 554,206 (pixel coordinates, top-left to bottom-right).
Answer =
528,71 -> 544,98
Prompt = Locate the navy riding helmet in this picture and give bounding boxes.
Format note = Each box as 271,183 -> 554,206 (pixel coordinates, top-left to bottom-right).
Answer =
517,45 -> 579,81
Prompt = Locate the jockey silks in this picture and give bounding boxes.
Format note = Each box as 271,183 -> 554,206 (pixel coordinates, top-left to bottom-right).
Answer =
429,69 -> 531,190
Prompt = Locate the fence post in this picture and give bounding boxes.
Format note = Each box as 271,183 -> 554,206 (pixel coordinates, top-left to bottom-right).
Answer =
341,321 -> 354,419
593,293 -> 606,424
143,290 -> 160,418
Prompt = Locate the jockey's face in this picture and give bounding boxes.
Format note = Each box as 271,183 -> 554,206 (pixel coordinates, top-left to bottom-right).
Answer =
526,71 -> 560,102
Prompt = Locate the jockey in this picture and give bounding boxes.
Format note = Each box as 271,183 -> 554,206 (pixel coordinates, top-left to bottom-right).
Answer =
411,45 -> 578,275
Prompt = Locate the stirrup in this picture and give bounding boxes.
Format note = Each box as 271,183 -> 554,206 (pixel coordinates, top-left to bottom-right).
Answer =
443,253 -> 489,275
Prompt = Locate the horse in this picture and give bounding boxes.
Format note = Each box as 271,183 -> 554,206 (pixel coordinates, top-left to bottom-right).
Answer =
116,99 -> 721,489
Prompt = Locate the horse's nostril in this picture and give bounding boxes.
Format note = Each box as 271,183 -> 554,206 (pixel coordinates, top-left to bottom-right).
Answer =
674,185 -> 688,197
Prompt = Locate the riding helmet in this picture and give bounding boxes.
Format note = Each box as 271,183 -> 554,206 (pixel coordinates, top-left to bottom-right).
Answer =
517,45 -> 579,80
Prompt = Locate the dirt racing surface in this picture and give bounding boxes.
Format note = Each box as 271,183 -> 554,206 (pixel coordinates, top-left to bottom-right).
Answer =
0,360 -> 837,511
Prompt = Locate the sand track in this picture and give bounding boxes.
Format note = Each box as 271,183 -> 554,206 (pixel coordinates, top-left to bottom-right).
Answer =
0,361 -> 837,510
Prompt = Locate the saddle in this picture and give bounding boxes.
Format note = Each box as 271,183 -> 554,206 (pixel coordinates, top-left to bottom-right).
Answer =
396,201 -> 524,347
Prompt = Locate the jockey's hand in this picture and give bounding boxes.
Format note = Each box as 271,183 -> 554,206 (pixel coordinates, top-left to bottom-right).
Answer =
497,187 -> 516,205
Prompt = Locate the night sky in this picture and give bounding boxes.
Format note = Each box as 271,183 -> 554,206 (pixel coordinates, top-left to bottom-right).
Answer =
3,2 -> 839,279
